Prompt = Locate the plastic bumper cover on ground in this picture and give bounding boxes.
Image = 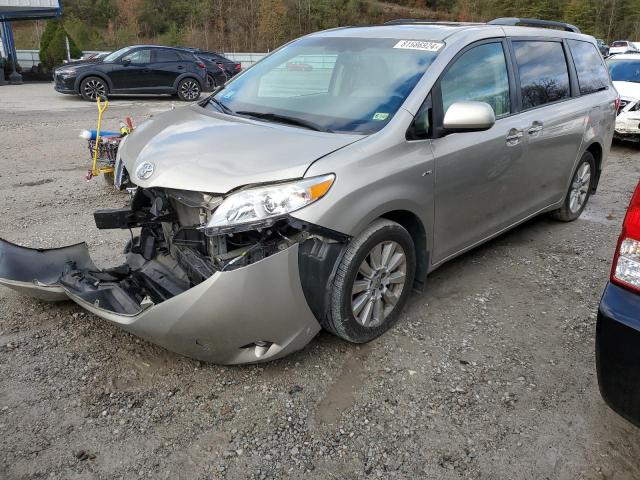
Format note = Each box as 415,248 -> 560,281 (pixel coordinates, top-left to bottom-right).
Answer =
0,239 -> 321,365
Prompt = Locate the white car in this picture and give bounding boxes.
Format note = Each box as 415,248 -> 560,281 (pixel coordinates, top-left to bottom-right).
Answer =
608,53 -> 640,141
609,41 -> 639,56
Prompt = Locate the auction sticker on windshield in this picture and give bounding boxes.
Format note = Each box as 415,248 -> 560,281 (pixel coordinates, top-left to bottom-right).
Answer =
393,40 -> 444,52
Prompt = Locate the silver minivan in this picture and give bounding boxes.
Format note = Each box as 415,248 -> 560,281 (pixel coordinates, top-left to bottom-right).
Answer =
0,18 -> 617,364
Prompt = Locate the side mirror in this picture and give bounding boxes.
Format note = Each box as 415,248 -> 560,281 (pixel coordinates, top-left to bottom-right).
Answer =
443,101 -> 495,132
122,58 -> 131,66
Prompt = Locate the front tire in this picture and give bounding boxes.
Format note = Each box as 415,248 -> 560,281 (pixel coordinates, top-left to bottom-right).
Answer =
326,219 -> 416,343
550,151 -> 595,222
80,76 -> 108,101
177,78 -> 201,101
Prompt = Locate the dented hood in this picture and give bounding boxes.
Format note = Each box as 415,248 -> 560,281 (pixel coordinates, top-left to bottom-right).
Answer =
120,105 -> 362,193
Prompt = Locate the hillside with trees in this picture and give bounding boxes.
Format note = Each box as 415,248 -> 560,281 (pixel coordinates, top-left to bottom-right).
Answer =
12,0 -> 640,54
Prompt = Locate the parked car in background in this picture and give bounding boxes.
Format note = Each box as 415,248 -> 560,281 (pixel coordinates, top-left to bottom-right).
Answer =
192,54 -> 228,91
195,51 -> 241,79
180,48 -> 242,90
607,54 -> 640,141
609,40 -> 639,55
3,18 -> 616,365
53,45 -> 207,101
597,180 -> 640,427
597,38 -> 609,57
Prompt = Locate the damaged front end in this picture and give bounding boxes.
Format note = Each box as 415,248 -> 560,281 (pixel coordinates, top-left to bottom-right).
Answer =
0,187 -> 348,364
615,97 -> 640,142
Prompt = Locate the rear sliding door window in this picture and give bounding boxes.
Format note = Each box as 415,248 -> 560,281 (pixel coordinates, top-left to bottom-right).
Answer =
440,42 -> 510,118
513,41 -> 570,109
568,40 -> 609,94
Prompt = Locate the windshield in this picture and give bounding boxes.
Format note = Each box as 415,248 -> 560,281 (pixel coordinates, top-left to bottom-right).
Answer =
103,46 -> 134,63
608,59 -> 640,83
207,36 -> 442,134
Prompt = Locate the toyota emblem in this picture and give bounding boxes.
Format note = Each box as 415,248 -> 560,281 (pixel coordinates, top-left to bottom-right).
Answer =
136,161 -> 155,180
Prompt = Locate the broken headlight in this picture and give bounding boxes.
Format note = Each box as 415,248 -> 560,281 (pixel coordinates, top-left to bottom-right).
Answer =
205,174 -> 334,234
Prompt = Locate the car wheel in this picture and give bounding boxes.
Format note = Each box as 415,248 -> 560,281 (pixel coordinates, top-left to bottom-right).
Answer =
177,78 -> 201,101
326,219 -> 416,343
206,74 -> 216,91
550,151 -> 595,222
80,76 -> 108,101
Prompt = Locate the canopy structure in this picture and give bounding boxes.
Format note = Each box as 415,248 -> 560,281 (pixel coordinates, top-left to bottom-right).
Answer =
0,1 -> 63,84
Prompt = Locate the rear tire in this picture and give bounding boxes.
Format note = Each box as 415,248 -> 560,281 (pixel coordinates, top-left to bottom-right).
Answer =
177,78 -> 201,101
206,74 -> 216,91
550,151 -> 595,222
325,219 -> 416,343
80,76 -> 108,102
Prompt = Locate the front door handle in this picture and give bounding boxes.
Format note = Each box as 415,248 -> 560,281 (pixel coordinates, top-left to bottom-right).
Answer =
177,65 -> 185,70
506,129 -> 523,146
527,121 -> 544,135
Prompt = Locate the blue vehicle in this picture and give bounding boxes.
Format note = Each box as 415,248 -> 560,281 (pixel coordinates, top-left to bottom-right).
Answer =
597,181 -> 640,426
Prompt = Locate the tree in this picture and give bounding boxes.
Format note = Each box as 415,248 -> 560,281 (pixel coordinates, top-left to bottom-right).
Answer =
40,21 -> 82,69
258,0 -> 288,50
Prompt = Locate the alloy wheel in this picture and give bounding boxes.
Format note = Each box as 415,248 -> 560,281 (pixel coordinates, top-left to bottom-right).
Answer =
351,240 -> 407,328
180,80 -> 200,100
83,79 -> 106,100
569,162 -> 591,213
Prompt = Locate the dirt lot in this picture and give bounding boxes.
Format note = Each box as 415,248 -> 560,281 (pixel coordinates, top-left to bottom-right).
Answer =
1,83 -> 640,480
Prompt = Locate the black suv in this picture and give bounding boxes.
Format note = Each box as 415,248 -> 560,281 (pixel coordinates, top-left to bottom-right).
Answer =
53,45 -> 207,101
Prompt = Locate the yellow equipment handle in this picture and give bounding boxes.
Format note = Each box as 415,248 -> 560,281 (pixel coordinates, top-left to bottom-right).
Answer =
91,96 -> 109,175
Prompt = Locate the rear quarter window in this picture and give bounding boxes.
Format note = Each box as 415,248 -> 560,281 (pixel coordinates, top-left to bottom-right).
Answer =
513,40 -> 571,109
568,40 -> 609,95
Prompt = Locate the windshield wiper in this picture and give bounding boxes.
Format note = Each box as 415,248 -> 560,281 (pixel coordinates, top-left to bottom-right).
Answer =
208,96 -> 234,114
235,111 -> 332,133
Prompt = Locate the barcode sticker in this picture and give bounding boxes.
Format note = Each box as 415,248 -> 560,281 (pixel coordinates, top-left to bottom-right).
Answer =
393,40 -> 444,52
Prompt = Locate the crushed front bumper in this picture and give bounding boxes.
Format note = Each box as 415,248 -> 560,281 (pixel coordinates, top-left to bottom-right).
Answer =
0,238 -> 321,365
615,98 -> 640,141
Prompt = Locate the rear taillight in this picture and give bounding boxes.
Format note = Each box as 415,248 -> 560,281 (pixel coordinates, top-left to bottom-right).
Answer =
611,181 -> 640,293
615,96 -> 621,111
234,63 -> 241,72
197,62 -> 206,69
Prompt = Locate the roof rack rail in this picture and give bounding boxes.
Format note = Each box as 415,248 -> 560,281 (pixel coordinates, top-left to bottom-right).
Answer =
488,17 -> 580,33
383,19 -> 482,26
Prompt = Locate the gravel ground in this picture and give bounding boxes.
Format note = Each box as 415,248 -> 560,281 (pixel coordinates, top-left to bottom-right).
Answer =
1,84 -> 640,480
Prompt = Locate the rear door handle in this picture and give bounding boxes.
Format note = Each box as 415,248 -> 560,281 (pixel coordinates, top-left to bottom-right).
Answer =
506,129 -> 523,146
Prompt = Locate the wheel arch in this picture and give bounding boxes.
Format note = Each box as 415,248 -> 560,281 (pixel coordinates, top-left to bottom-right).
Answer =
584,141 -> 603,193
74,72 -> 113,93
173,73 -> 204,90
379,210 -> 428,291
